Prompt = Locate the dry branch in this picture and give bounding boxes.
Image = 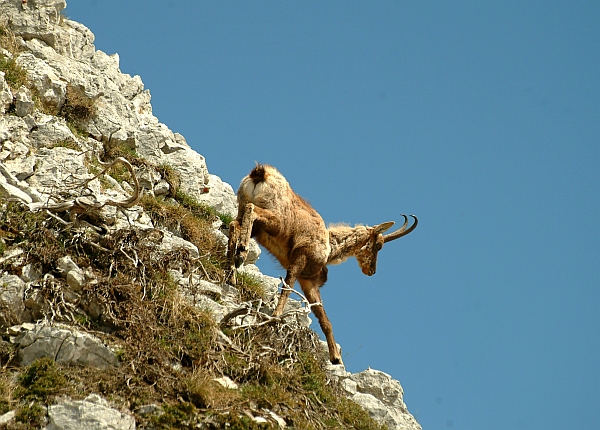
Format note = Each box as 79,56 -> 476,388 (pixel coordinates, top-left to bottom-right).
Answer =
26,156 -> 140,216
219,277 -> 318,331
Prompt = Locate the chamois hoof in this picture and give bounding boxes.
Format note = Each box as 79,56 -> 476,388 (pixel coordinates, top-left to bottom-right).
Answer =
330,357 -> 343,365
234,247 -> 246,268
225,271 -> 237,285
234,256 -> 244,268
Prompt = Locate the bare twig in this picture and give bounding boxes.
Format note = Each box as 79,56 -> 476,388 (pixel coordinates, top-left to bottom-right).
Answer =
26,157 -> 141,215
278,277 -> 323,313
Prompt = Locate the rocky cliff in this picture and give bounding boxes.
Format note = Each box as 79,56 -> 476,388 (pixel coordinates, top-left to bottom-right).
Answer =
0,1 -> 421,428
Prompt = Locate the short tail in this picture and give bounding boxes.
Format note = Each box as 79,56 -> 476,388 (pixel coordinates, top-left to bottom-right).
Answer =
249,163 -> 267,184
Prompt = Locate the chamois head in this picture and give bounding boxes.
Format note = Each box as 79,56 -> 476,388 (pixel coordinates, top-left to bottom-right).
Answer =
355,215 -> 418,276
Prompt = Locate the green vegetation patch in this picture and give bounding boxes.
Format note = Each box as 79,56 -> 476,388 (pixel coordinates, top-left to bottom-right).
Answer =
173,188 -> 233,226
16,357 -> 66,402
47,139 -> 81,151
0,54 -> 27,91
140,192 -> 234,286
0,24 -> 26,92
235,271 -> 266,302
0,23 -> 20,56
58,84 -> 97,130
102,140 -> 144,166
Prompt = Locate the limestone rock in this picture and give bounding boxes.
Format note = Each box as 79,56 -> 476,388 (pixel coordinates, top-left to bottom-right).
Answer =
328,365 -> 422,430
156,229 -> 200,259
27,114 -> 77,149
47,394 -> 135,430
196,174 -> 237,218
0,72 -> 12,114
11,323 -> 119,368
25,146 -> 93,197
21,263 -> 43,282
136,404 -> 162,416
16,53 -> 66,110
0,115 -> 32,149
0,168 -> 33,203
0,409 -> 15,425
153,179 -> 170,196
213,376 -> 238,390
13,85 -> 35,117
247,238 -> 262,265
0,159 -> 42,201
191,295 -> 232,322
351,368 -> 406,407
55,256 -> 87,291
0,274 -> 25,327
3,0 -> 68,51
187,276 -> 224,301
56,255 -> 80,275
66,270 -> 85,291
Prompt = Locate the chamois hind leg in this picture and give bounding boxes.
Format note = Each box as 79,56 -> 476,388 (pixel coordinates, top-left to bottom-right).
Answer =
299,274 -> 342,365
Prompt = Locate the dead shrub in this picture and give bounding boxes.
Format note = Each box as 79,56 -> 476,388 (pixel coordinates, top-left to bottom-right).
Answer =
59,84 -> 97,126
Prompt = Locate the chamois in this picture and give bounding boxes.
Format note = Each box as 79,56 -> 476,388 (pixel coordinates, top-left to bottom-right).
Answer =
227,164 -> 417,364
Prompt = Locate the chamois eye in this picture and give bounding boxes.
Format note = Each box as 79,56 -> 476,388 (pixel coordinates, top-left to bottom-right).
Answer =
375,242 -> 383,251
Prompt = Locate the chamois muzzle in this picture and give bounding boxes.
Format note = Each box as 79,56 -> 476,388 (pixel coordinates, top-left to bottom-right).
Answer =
383,215 -> 418,243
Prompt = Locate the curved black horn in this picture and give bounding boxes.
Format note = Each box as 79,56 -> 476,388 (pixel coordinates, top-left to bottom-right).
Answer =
383,214 -> 418,243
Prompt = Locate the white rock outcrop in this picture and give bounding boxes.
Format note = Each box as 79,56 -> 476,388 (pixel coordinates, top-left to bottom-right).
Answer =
9,323 -> 119,368
0,72 -> 12,113
0,274 -> 25,326
328,365 -> 422,430
47,394 -> 135,430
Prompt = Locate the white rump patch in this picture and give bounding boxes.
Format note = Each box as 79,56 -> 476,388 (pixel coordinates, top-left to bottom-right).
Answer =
241,179 -> 266,203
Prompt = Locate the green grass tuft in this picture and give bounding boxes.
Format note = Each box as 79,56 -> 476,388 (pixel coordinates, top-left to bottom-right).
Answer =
16,357 -> 66,402
236,271 -> 266,302
0,54 -> 27,91
58,84 -> 97,126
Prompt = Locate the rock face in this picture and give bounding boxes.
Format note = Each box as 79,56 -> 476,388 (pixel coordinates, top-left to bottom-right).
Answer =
0,1 -> 421,428
9,323 -> 119,368
329,365 -> 422,430
0,274 -> 25,326
47,394 -> 135,430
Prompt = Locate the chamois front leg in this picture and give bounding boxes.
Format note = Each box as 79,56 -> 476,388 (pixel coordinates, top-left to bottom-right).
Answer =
226,218 -> 241,284
228,203 -> 283,284
234,203 -> 257,268
273,253 -> 306,317
272,272 -> 299,317
226,203 -> 257,284
299,274 -> 342,365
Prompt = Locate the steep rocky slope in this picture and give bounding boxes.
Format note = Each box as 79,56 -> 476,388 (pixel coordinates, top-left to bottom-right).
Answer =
0,1 -> 421,428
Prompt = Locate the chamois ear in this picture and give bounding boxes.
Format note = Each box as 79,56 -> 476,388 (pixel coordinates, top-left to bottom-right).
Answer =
374,221 -> 395,234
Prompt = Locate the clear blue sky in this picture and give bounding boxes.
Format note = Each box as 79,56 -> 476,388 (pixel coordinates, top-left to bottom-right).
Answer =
67,2 -> 599,429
